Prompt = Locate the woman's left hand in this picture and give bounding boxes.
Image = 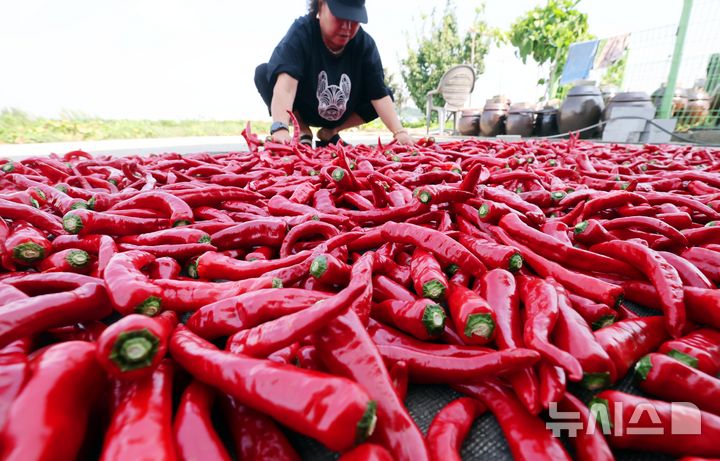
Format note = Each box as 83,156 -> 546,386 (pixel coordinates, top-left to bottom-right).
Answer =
394,131 -> 414,145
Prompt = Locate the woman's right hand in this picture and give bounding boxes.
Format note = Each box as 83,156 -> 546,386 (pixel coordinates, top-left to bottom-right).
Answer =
271,129 -> 292,144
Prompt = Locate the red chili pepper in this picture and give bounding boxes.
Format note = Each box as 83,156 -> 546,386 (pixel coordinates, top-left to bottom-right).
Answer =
552,393 -> 614,461
409,247 -> 449,300
0,341 -> 30,430
63,208 -> 169,235
635,353 -> 720,416
0,198 -> 65,235
579,190 -> 647,220
101,360 -> 177,460
338,444 -> 395,461
1,272 -> 100,295
518,276 -> 583,381
603,216 -> 689,246
280,220 -> 339,258
2,221 -> 52,268
593,316 -> 669,380
196,250 -> 310,280
309,252 -> 351,286
592,240 -> 686,337
48,320 -> 106,342
551,280 -> 617,388
210,219 -> 288,251
593,390 -> 720,457
381,222 -> 485,277
109,191 -> 193,226
96,311 -> 177,379
177,377 -> 231,461
315,308 -> 429,461
426,397 -> 484,461
155,276 -> 273,312
658,251 -> 713,288
658,328 -> 720,375
0,341 -> 105,461
567,293 -> 617,330
373,274 -> 417,303
104,251 -> 163,315
459,233 -> 524,272
222,396 -> 300,461
0,282 -> 111,348
446,281 -> 496,345
118,227 -> 211,246
455,380 -> 572,461
38,248 -> 94,274
148,256 -> 181,279
170,325 -> 377,452
174,185 -> 263,207
537,361 -> 565,407
371,298 -> 446,340
680,247 -> 720,283
483,186 -> 546,224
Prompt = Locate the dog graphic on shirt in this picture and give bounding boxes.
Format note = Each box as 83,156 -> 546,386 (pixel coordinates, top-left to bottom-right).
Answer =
317,71 -> 350,121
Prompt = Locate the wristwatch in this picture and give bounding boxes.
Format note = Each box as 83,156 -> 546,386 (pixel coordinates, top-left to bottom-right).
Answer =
270,121 -> 289,134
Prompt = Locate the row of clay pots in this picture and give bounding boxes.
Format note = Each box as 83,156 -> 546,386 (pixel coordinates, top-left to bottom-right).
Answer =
457,100 -> 559,137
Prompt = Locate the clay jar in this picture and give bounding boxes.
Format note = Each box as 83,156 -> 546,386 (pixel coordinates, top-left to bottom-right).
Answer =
558,84 -> 604,138
534,108 -> 559,137
457,109 -> 482,136
603,91 -> 654,121
651,85 -> 687,116
479,100 -> 509,137
505,103 -> 535,137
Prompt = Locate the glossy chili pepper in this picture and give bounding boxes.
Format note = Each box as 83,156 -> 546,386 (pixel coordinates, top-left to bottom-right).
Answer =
0,340 -> 30,430
1,272 -> 100,295
426,397 -> 484,461
371,298 -> 446,340
572,219 -> 614,245
0,341 -> 105,461
174,380 -> 231,461
315,307 -> 429,461
148,256 -> 182,279
518,276 -> 583,381
658,328 -> 720,376
109,191 -> 193,226
658,251 -> 713,288
38,248 -> 94,274
0,198 -> 65,235
454,380 -> 572,461
459,233 -> 523,272
579,190 -> 647,220
101,360 -> 177,461
372,274 -> 417,303
118,227 -> 211,246
174,186 -> 263,207
490,226 -> 623,306
381,222 -> 486,277
635,353 -> 720,416
104,250 -> 163,315
48,320 -> 107,342
222,396 -> 300,461
309,253 -> 351,286
500,213 -> 642,279
0,282 -> 111,348
170,325 -> 377,452
280,220 -> 339,258
96,311 -> 177,379
195,250 -> 310,280
537,361 -> 565,407
593,390 -> 720,457
567,293 -> 617,330
409,247 -> 449,300
209,219 -> 288,251
483,186 -> 546,224
228,264 -> 368,357
338,444 -> 395,461
414,184 -> 473,205
446,281 -> 496,345
2,221 -> 52,269
592,240 -> 686,337
155,276 -> 273,312
594,316 -> 669,381
603,215 -> 688,246
680,247 -> 720,283
63,208 -> 169,235
551,393 -> 615,461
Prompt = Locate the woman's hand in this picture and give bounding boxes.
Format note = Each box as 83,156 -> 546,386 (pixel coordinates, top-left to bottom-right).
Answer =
393,130 -> 414,146
271,129 -> 292,144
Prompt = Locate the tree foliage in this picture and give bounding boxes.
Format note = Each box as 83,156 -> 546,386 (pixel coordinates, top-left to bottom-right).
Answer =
401,1 -> 494,113
508,0 -> 592,98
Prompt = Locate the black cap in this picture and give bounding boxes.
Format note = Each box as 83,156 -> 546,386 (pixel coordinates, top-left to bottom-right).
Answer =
325,0 -> 368,24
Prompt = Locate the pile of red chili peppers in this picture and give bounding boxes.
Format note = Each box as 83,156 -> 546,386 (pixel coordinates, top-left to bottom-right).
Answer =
1,123 -> 720,460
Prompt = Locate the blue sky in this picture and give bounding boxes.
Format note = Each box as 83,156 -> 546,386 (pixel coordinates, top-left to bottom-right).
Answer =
0,0 -> 684,120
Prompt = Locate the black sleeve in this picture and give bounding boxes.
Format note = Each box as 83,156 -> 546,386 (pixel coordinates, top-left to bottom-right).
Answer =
362,34 -> 392,101
265,17 -> 310,85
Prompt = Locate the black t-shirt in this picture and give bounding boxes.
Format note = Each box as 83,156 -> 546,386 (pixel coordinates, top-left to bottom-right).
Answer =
262,15 -> 391,127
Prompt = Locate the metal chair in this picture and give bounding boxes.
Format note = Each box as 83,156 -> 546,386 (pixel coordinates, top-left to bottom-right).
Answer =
426,64 -> 476,135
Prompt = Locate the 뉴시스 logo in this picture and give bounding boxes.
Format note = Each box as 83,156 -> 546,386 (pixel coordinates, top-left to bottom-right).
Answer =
546,399 -> 702,437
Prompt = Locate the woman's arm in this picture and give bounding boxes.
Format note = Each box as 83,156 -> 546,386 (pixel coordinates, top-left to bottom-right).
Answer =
371,96 -> 414,145
270,73 -> 299,143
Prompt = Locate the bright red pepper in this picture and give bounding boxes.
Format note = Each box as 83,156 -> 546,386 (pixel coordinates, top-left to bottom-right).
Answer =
658,328 -> 720,376
409,247 -> 449,300
104,251 -> 163,315
109,190 -> 194,226
446,281 -> 496,345
63,208 -> 170,235
371,298 -> 446,340
426,397 -> 484,461
338,444 -> 395,461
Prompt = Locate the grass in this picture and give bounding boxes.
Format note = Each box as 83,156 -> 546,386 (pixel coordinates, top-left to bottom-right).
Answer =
0,108 -> 433,144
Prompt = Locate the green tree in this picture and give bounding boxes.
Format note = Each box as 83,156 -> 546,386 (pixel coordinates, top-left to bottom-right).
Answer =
401,1 -> 494,114
507,0 -> 592,99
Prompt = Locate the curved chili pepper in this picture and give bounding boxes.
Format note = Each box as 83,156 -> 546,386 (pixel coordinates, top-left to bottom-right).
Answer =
196,250 -> 310,281
579,190 -> 647,220
155,276 -> 273,312
101,360 -> 177,461
63,208 -> 169,235
371,298 -> 446,340
593,316 -> 669,381
309,253 -> 351,286
174,380 -> 232,461
658,328 -> 720,376
104,251 -> 163,315
414,185 -> 473,205
373,274 -> 417,303
1,272 -> 100,295
592,240 -> 686,337
0,282 -> 111,348
483,186 -> 546,224
537,361 -> 565,407
446,281 -> 496,345
518,276 -> 583,381
409,247 -> 448,300
0,198 -> 65,235
680,247 -> 720,283
48,320 -> 106,342
554,393 -> 614,461
454,380 -> 572,461
174,186 -> 263,207
280,221 -> 339,258
148,256 -> 181,279
2,222 -> 52,267
338,444 -> 394,461
109,191 -> 193,226
0,341 -> 105,461
210,219 -> 287,250
603,216 -> 688,246
566,293 -> 617,329
118,227 -> 211,246
170,325 -> 377,452
222,396 -> 300,461
593,390 -> 720,457
458,233 -> 523,272
426,397 -> 484,461
96,311 -> 177,379
381,222 -> 485,277
635,353 -> 720,416
0,341 -> 30,430
658,251 -> 713,288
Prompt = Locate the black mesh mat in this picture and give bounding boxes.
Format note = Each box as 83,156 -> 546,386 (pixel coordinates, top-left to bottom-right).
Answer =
284,300 -> 675,460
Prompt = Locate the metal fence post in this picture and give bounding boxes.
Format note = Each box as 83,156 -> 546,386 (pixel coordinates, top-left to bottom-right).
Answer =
658,0 -> 694,118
